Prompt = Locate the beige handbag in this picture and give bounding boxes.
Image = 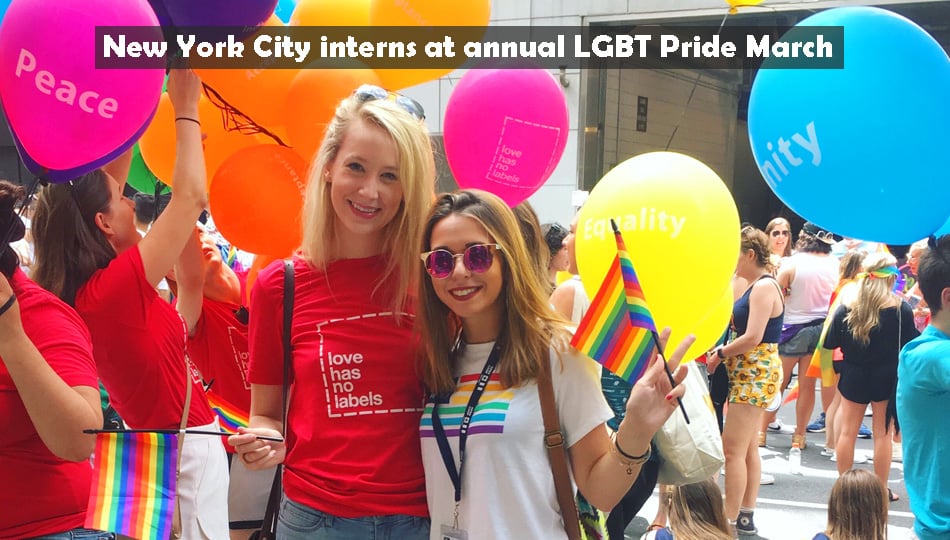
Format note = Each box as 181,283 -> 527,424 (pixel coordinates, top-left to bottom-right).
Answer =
653,361 -> 724,485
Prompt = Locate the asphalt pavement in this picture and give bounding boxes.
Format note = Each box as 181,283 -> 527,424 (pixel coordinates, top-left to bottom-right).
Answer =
623,386 -> 915,540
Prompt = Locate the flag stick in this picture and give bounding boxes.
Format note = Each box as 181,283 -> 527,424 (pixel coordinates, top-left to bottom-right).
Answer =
84,428 -> 283,443
648,330 -> 690,424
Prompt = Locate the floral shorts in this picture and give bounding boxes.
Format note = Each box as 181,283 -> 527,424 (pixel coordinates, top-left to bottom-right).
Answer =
725,343 -> 783,408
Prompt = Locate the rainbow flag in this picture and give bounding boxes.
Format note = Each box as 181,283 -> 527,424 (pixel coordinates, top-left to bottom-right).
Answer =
571,224 -> 657,384
85,432 -> 177,540
207,391 -> 249,435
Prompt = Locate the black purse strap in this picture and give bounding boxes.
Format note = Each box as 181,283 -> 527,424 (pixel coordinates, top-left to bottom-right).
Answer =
257,259 -> 295,539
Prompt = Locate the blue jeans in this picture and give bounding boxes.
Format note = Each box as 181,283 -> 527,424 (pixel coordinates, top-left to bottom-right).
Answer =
28,528 -> 115,540
278,496 -> 429,540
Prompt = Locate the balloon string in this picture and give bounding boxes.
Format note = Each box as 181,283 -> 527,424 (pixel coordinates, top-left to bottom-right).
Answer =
201,83 -> 290,148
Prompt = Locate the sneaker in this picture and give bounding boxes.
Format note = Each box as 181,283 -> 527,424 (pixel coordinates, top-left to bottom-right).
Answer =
768,419 -> 794,434
807,412 -> 827,433
831,451 -> 868,464
821,446 -> 835,458
760,473 -> 775,485
858,423 -> 873,439
736,510 -> 758,535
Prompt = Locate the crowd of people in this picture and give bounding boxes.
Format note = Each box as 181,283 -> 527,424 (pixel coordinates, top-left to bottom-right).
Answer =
2,68 -> 949,540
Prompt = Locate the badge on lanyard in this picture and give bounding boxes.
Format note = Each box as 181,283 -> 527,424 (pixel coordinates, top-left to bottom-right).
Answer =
440,524 -> 468,540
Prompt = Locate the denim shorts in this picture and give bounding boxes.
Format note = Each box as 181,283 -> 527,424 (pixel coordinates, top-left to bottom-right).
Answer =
28,528 -> 115,540
278,496 -> 430,540
779,323 -> 823,356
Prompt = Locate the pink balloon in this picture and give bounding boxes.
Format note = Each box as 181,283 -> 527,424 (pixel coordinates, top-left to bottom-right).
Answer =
443,69 -> 569,207
0,0 -> 163,174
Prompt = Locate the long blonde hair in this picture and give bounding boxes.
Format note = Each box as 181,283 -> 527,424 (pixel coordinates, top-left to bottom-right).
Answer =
845,252 -> 899,345
667,479 -> 733,540
416,190 -> 572,394
826,469 -> 887,540
301,95 -> 436,314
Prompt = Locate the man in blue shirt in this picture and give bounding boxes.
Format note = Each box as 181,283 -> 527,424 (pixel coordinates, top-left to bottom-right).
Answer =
899,235 -> 950,540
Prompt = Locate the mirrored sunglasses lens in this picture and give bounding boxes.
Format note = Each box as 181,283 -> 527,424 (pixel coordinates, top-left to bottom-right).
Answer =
427,250 -> 453,277
396,96 -> 425,120
464,245 -> 493,273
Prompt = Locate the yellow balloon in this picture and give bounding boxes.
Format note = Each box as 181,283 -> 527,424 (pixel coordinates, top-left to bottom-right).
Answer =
555,270 -> 573,286
576,152 -> 740,341
679,285 -> 733,361
725,0 -> 764,14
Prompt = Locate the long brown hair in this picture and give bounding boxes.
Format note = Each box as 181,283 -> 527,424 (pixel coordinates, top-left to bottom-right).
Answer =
667,479 -> 733,540
826,469 -> 887,540
31,171 -> 115,305
416,190 -> 571,394
0,181 -> 27,279
765,217 -> 792,257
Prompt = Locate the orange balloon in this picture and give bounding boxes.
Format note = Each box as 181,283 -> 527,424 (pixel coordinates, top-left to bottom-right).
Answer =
245,253 -> 280,305
370,0 -> 491,90
139,94 -> 262,188
290,0 -> 371,26
283,67 -> 382,162
196,16 -> 299,128
209,145 -> 308,257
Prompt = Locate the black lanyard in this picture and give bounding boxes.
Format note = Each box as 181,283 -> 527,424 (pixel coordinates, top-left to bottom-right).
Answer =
431,343 -> 501,504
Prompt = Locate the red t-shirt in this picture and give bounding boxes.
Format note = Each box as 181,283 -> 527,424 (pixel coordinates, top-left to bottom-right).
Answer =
75,246 -> 213,429
248,256 -> 427,518
0,270 -> 98,539
188,297 -> 249,451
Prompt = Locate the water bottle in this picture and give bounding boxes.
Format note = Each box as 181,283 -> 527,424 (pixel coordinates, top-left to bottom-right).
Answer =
789,444 -> 802,475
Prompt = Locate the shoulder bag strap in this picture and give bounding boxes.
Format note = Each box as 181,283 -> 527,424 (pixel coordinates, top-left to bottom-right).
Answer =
257,260 -> 295,539
537,357 -> 583,540
172,315 -> 195,538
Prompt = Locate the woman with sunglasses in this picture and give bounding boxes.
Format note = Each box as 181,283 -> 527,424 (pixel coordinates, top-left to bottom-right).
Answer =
765,218 -> 793,270
416,190 -> 693,540
31,69 -> 230,539
230,86 -> 435,539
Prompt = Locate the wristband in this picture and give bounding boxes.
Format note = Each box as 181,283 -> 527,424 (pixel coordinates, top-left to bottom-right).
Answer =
611,431 -> 651,475
175,117 -> 200,126
0,294 -> 16,318
717,347 -> 726,359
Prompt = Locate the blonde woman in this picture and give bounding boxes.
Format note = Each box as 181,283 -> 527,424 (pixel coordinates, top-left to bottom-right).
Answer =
641,479 -> 732,540
231,86 -> 435,539
823,252 -> 919,501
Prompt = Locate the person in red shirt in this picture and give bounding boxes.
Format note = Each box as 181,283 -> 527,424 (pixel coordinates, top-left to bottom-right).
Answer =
0,181 -> 107,540
30,69 -> 229,539
170,228 -> 270,540
230,86 -> 435,539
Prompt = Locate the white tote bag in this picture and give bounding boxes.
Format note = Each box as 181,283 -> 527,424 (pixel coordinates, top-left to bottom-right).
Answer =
654,361 -> 725,485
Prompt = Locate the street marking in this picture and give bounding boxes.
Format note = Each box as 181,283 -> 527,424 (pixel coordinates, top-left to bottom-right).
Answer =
756,496 -> 914,519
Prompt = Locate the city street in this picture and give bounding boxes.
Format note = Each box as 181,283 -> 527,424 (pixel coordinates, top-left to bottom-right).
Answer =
624,386 -> 914,540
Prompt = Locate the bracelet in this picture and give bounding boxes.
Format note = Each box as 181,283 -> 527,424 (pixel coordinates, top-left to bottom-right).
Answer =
0,294 -> 16,318
717,347 -> 726,359
610,431 -> 651,475
175,117 -> 200,125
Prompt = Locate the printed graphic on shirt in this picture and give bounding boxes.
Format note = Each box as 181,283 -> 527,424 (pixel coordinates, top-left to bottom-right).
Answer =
318,311 -> 425,418
227,326 -> 250,390
419,372 -> 514,437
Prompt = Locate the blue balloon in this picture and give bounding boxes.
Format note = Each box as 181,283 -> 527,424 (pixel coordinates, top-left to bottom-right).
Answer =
274,0 -> 296,23
935,214 -> 950,239
748,7 -> 950,244
0,0 -> 10,24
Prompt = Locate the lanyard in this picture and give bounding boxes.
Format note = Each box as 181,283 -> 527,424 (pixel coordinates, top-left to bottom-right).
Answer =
431,343 -> 501,507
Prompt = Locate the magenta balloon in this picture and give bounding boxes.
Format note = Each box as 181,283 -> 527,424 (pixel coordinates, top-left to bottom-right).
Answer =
0,0 -> 164,174
443,69 -> 570,207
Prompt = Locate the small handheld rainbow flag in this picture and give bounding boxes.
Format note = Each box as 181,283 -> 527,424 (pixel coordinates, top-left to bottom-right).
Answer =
571,221 -> 657,385
85,432 -> 177,540
207,391 -> 250,435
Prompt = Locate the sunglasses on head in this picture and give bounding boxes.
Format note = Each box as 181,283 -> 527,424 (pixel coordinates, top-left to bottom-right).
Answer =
420,243 -> 501,279
771,230 -> 790,237
353,84 -> 426,121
